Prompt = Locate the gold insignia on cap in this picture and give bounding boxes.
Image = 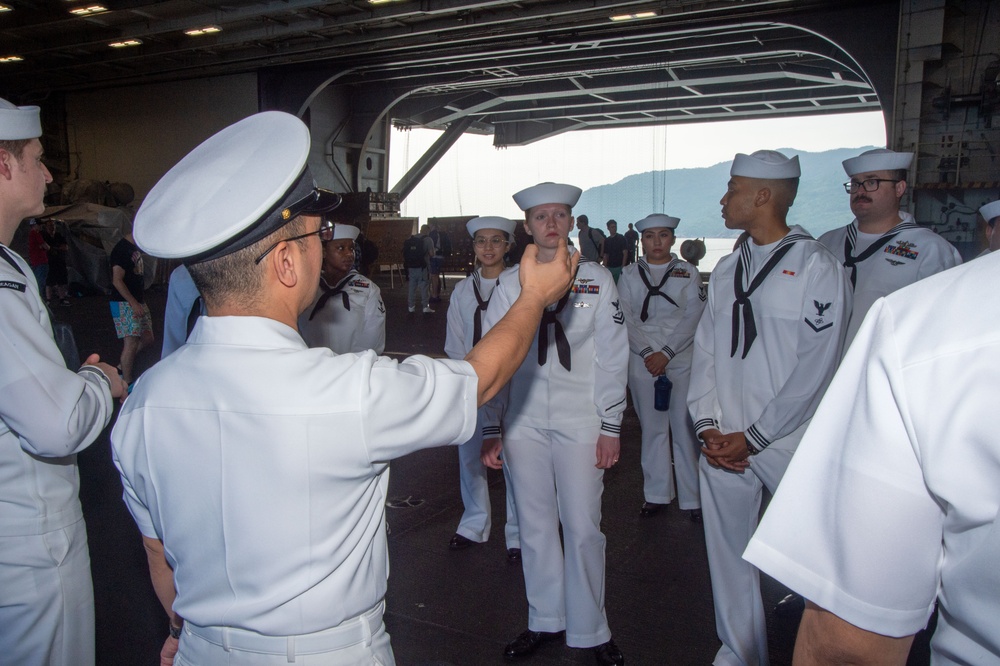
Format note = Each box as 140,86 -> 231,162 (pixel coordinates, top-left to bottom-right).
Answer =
281,208 -> 292,220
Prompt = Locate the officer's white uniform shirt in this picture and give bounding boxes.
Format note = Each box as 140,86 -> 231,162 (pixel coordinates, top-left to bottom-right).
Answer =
746,252 -> 1000,665
161,264 -> 202,358
299,270 -> 386,355
618,255 -> 705,507
687,226 -> 850,666
0,243 -> 114,664
111,315 -> 477,635
818,211 -> 961,346
445,268 -> 519,546
483,258 -> 629,434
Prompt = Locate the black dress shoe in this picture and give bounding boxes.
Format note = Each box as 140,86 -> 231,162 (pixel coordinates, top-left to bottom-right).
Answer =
690,508 -> 703,523
639,502 -> 663,517
507,547 -> 522,562
774,592 -> 805,618
503,629 -> 564,660
593,638 -> 624,665
448,533 -> 475,550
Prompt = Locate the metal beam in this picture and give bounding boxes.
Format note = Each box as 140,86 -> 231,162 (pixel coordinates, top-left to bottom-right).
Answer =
390,116 -> 477,199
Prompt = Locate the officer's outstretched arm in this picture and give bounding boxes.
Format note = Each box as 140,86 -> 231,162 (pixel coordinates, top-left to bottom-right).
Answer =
466,239 -> 578,406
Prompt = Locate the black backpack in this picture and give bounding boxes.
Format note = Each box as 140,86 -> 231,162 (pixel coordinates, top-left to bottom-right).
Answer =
402,236 -> 426,268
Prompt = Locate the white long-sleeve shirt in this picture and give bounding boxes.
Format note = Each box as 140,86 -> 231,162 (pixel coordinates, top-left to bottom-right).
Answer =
687,226 -> 851,452
298,271 -> 386,355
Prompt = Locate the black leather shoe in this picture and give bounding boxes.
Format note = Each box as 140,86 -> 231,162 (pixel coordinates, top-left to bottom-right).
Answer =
593,638 -> 624,665
507,547 -> 522,562
774,592 -> 805,618
503,629 -> 564,660
690,508 -> 702,523
448,534 -> 475,550
639,502 -> 663,517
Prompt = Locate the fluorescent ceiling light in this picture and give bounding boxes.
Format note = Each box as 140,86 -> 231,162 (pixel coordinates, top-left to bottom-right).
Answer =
0,55 -> 24,63
369,0 -> 407,4
0,5 -> 14,12
69,4 -> 108,15
610,11 -> 657,22
109,39 -> 142,48
185,25 -> 222,36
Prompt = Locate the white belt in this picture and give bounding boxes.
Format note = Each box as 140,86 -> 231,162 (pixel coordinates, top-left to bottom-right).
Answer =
185,601 -> 383,658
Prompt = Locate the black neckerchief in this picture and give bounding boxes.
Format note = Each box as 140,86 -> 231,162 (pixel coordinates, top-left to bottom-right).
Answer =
842,219 -> 918,288
731,233 -> 808,358
309,273 -> 352,320
471,270 -> 497,346
637,258 -> 678,322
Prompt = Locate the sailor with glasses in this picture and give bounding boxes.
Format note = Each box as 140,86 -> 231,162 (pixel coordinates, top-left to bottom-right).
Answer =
818,148 -> 961,346
299,223 -> 386,354
110,112 -> 578,666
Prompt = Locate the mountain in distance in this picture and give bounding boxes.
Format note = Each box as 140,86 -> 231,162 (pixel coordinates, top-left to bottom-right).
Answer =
576,146 -> 878,240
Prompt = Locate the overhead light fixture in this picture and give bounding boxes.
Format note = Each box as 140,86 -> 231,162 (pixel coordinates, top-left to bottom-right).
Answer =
0,55 -> 24,63
109,39 -> 142,48
0,5 -> 14,12
369,0 -> 407,4
69,4 -> 108,15
609,11 -> 657,22
185,25 -> 222,36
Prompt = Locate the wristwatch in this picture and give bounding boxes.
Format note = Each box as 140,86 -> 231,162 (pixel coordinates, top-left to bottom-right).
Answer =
168,622 -> 183,640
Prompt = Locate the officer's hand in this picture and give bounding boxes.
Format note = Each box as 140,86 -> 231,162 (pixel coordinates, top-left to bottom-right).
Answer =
481,437 -> 504,469
595,434 -> 620,469
518,239 -> 579,307
643,352 -> 669,376
160,635 -> 179,666
83,354 -> 129,399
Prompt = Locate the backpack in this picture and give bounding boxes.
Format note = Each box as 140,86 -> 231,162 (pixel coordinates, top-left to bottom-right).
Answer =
438,230 -> 452,257
402,236 -> 426,269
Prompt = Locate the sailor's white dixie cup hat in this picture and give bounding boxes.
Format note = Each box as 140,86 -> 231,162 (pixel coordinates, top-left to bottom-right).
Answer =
980,200 -> 1000,224
332,224 -> 360,241
0,97 -> 42,140
467,216 -> 516,237
134,111 -> 341,262
512,182 -> 582,211
636,214 -> 680,232
842,148 -> 913,176
730,150 -> 801,179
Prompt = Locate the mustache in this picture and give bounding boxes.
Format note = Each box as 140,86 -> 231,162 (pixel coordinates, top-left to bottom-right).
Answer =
852,195 -> 872,203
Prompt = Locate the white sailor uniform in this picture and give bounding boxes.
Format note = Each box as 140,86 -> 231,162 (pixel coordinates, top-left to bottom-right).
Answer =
0,244 -> 114,666
482,257 -> 628,648
161,264 -> 202,358
618,256 -> 706,509
746,252 -> 1000,665
687,226 -> 850,666
818,211 -> 961,346
298,270 -> 386,354
444,268 -> 519,547
112,316 -> 479,664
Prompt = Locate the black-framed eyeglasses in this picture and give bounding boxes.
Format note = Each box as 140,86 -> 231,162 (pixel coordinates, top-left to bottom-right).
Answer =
844,178 -> 900,193
254,219 -> 334,264
473,236 -> 509,248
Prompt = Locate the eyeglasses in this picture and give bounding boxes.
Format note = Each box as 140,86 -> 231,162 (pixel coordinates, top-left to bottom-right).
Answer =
254,219 -> 334,264
843,178 -> 900,193
473,236 -> 508,248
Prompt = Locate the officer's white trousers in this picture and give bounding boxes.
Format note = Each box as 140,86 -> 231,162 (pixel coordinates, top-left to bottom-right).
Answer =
628,356 -> 701,509
456,425 -> 520,548
699,446 -> 794,666
503,423 -> 611,648
0,518 -> 95,666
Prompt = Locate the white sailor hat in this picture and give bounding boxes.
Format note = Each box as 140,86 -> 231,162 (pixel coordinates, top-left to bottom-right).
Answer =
842,148 -> 913,176
0,97 -> 42,140
512,182 -> 582,211
636,214 -> 680,232
467,216 -> 516,237
980,200 -> 1000,224
134,111 -> 341,262
730,150 -> 800,179
332,224 -> 360,241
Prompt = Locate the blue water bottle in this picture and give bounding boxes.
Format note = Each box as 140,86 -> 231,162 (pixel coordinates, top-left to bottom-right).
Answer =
654,375 -> 672,412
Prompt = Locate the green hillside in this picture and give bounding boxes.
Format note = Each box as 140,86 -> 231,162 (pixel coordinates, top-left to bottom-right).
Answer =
577,146 -> 878,239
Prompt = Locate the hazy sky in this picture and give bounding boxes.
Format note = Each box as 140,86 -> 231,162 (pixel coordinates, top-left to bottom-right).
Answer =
390,111 -> 888,222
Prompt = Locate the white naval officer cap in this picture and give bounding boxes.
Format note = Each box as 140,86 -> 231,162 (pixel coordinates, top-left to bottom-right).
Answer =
842,148 -> 913,176
512,182 -> 582,211
332,224 -> 360,241
0,97 -> 42,140
980,200 -> 1000,224
635,214 -> 680,232
466,216 -> 516,237
730,150 -> 800,179
133,111 -> 341,262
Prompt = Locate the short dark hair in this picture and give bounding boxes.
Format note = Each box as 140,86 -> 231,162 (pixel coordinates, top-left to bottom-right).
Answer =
0,139 -> 30,160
